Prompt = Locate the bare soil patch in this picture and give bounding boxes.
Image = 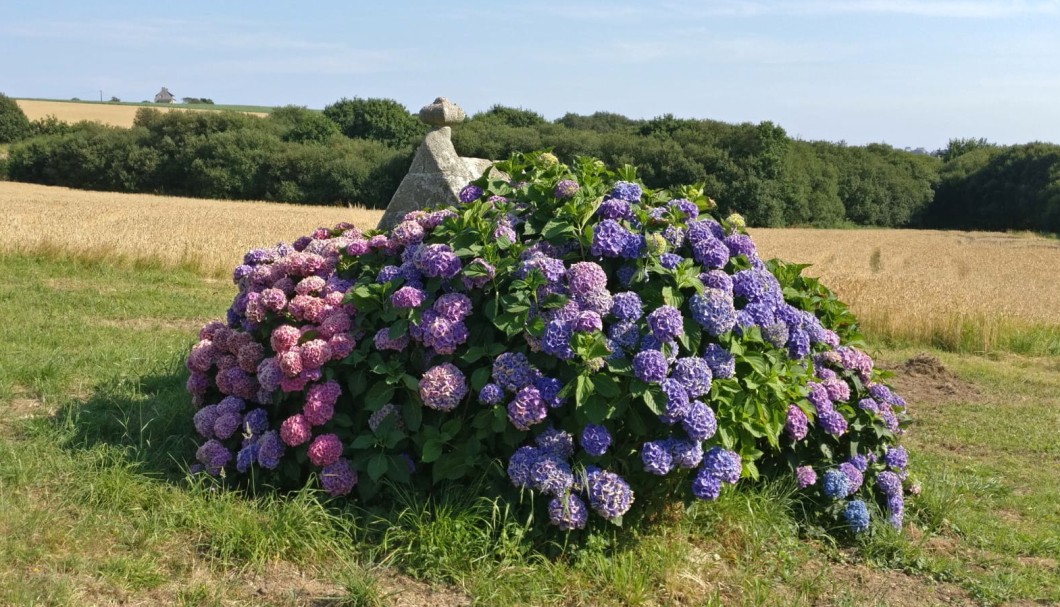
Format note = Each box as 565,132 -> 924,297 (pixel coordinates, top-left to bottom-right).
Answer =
888,353 -> 981,405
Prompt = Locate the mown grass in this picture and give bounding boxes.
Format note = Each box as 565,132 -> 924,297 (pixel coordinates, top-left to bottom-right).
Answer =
2,251 -> 1059,605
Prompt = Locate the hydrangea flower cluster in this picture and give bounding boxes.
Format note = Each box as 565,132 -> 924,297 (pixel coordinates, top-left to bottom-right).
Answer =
186,152 -> 913,535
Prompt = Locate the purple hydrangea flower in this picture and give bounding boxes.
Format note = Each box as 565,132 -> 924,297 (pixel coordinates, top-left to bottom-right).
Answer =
534,376 -> 566,408
374,327 -> 409,352
548,494 -> 588,530
839,462 -> 864,495
390,285 -> 426,309
724,234 -> 756,258
817,408 -> 848,436
459,184 -> 484,202
672,357 -> 712,398
580,424 -> 612,456
256,431 -> 284,469
413,244 -> 462,279
196,439 -> 231,475
610,292 -> 643,321
670,439 -> 704,469
668,198 -> 698,219
492,352 -> 534,392
529,456 -> 575,495
321,458 -> 358,496
574,289 -> 613,316
688,232 -> 729,269
732,269 -> 783,305
883,446 -> 908,471
647,305 -> 684,342
541,320 -> 575,360
785,405 -> 809,441
572,311 -> 603,333
659,378 -> 692,423
507,386 -> 547,430
478,383 -> 505,405
535,427 -> 575,459
848,454 -> 869,472
610,181 -> 642,202
507,446 -> 540,488
702,447 -> 742,484
702,343 -> 736,379
796,465 -> 817,488
641,440 -> 674,475
632,349 -> 668,383
607,320 -> 640,350
691,467 -> 723,500
876,471 -> 903,496
567,262 -> 608,296
419,363 -> 468,412
597,198 -> 632,220
591,220 -> 633,258
689,290 -> 737,336
682,401 -> 717,441
554,179 -> 580,199
585,468 -> 634,520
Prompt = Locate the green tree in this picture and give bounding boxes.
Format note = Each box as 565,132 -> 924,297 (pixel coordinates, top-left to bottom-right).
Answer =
322,97 -> 425,147
0,93 -> 32,143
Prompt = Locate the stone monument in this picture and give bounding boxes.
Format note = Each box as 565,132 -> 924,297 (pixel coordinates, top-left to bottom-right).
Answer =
377,97 -> 493,230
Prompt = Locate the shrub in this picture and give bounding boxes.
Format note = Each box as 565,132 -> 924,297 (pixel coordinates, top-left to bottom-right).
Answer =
0,93 -> 32,143
323,97 -> 426,147
185,153 -> 914,536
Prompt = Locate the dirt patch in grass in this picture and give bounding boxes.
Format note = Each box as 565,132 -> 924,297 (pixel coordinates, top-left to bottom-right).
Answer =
834,561 -> 976,606
888,353 -> 981,405
374,571 -> 471,607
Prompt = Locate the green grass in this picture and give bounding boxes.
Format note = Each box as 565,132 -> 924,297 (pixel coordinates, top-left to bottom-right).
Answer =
16,96 -> 278,114
1,251 -> 1058,605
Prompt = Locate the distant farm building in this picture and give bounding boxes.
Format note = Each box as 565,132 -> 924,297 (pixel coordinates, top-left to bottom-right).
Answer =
154,87 -> 175,103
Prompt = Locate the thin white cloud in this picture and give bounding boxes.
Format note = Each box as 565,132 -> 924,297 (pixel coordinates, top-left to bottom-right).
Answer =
666,0 -> 1060,18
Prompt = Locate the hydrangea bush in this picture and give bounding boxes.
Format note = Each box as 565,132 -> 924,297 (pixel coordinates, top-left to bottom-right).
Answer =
185,152 -> 915,535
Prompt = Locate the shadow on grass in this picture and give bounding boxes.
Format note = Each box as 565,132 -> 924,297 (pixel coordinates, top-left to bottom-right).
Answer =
50,360 -> 198,483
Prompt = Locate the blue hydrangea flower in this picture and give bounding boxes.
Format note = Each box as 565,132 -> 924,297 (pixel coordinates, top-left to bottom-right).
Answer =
659,378 -> 692,423
647,305 -> 684,342
585,468 -> 635,520
672,357 -> 712,398
691,467 -> 723,500
702,447 -> 742,484
844,499 -> 871,533
548,494 -> 588,530
534,376 -> 566,408
670,439 -> 704,469
876,471 -> 903,496
507,445 -> 541,488
702,343 -> 736,379
492,352 -> 534,392
598,198 -> 633,220
689,290 -> 737,336
659,253 -> 683,269
699,270 -> 733,293
541,320 -> 575,360
610,181 -> 642,201
535,426 -> 575,458
580,424 -> 612,456
607,320 -> 641,350
610,292 -> 643,321
641,440 -> 674,475
822,469 -> 851,499
478,383 -> 505,405
591,220 -> 633,258
633,349 -> 668,383
682,401 -> 717,441
529,456 -> 575,495
256,430 -> 284,470
883,446 -> 908,471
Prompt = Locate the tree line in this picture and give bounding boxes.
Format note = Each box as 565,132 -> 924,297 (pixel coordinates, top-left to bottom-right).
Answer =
1,93 -> 1057,232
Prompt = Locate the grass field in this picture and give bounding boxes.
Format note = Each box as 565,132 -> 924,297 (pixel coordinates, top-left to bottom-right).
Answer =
14,99 -> 270,128
0,183 -> 1058,604
0,251 -> 1056,606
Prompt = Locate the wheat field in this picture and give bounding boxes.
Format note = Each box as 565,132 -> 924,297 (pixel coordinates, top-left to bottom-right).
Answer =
0,182 -> 379,276
15,99 -> 268,128
3,181 -> 1058,352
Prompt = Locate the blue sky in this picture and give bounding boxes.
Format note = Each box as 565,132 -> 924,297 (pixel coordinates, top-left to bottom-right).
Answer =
3,0 -> 1059,150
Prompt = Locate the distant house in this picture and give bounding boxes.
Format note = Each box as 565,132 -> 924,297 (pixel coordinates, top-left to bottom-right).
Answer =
154,87 -> 175,103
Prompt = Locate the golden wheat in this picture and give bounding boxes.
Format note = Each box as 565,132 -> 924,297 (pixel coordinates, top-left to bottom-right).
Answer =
0,182 -> 382,276
15,100 -> 268,129
750,228 -> 1060,351
2,181 -> 1057,351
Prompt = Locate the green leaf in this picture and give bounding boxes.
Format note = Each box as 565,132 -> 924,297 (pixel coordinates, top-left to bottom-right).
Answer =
470,366 -> 491,391
592,375 -> 620,398
388,319 -> 409,340
367,453 -> 389,481
349,434 -> 376,450
364,382 -> 395,410
641,387 -> 665,416
575,375 -> 593,408
402,401 -> 422,432
386,455 -> 411,483
421,440 -> 443,463
346,370 -> 368,399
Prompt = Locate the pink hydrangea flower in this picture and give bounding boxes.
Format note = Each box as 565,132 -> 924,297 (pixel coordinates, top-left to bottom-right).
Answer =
279,414 -> 312,446
308,434 -> 343,466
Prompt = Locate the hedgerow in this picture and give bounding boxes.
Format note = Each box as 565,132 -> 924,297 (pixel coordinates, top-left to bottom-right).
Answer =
185,152 -> 914,535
